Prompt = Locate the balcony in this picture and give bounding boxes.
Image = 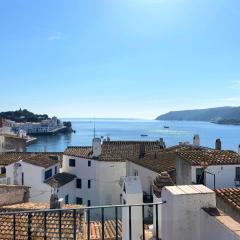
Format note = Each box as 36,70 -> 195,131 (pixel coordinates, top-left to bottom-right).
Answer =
0,202 -> 164,240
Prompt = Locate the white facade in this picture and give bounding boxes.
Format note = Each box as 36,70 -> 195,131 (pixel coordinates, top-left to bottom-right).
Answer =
121,176 -> 143,240
127,161 -> 159,195
10,117 -> 63,134
176,156 -> 240,189
160,185 -> 240,240
191,164 -> 240,189
161,185 -> 216,240
6,161 -> 75,204
57,179 -> 76,204
62,154 -> 126,209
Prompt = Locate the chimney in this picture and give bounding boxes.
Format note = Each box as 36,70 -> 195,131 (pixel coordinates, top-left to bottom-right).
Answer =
159,138 -> 166,149
215,139 -> 221,150
92,138 -> 102,158
193,134 -> 200,147
50,193 -> 60,209
121,176 -> 143,240
238,144 -> 240,154
153,172 -> 174,239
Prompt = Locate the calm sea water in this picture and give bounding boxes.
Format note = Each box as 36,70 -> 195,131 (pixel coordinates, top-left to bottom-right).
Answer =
26,119 -> 240,152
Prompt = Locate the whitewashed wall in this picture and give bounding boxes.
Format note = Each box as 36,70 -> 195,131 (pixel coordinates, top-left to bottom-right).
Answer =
191,165 -> 240,189
62,155 -> 98,206
6,162 -> 52,202
200,209 -> 240,240
58,179 -> 76,204
127,161 -> 159,194
6,161 -> 75,204
62,155 -> 126,209
97,161 -> 126,205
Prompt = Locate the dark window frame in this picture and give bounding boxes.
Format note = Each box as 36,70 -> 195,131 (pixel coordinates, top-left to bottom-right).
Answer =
69,159 -> 76,167
88,180 -> 91,189
88,161 -> 91,167
65,195 -> 69,204
76,178 -> 82,189
76,197 -> 83,205
236,167 -> 240,181
44,169 -> 53,180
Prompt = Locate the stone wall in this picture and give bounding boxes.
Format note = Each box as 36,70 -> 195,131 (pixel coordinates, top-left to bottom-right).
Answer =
0,185 -> 29,206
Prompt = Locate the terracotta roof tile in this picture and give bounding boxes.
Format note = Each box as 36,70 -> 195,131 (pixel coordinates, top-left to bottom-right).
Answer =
215,188 -> 240,214
64,141 -> 164,162
0,152 -> 63,166
64,147 -> 93,159
128,151 -> 176,174
177,149 -> 240,166
153,172 -> 174,198
0,203 -> 122,240
22,154 -> 59,169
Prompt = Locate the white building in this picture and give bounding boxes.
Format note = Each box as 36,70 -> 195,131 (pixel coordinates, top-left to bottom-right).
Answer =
121,176 -> 143,240
160,185 -> 240,240
5,154 -> 75,204
62,139 -> 164,210
176,148 -> 240,189
8,117 -> 64,135
127,151 -> 176,196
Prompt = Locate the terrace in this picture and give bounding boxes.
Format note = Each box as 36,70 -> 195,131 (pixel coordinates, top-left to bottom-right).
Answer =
0,202 -> 164,240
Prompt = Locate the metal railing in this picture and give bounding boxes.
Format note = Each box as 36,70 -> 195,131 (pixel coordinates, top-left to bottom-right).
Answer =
0,202 -> 165,240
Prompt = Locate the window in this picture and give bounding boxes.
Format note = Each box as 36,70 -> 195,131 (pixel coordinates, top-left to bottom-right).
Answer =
69,159 -> 76,167
88,161 -> 91,167
134,170 -> 138,176
88,180 -> 91,189
65,195 -> 69,204
76,179 -> 82,189
76,197 -> 83,205
45,169 -> 52,180
196,168 -> 204,184
54,166 -> 58,174
87,200 -> 91,206
1,167 -> 6,175
22,172 -> 24,185
236,167 -> 240,181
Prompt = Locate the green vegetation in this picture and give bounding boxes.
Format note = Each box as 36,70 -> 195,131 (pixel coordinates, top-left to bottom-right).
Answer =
0,109 -> 49,122
156,106 -> 240,125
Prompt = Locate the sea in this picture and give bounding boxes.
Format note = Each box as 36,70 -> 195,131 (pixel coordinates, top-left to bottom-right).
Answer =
26,118 -> 240,152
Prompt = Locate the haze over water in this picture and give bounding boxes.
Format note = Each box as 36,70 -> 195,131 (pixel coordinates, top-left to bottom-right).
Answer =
26,119 -> 240,152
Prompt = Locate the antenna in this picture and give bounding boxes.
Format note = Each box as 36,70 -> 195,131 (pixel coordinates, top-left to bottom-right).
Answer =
93,120 -> 96,139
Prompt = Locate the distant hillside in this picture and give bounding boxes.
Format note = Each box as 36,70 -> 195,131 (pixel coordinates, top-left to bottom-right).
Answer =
0,109 -> 49,122
156,107 -> 240,125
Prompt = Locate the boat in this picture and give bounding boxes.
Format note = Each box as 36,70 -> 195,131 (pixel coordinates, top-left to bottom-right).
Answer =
140,134 -> 148,137
164,126 -> 170,129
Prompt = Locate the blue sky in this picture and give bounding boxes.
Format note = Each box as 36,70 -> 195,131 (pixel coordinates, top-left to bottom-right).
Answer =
0,0 -> 240,119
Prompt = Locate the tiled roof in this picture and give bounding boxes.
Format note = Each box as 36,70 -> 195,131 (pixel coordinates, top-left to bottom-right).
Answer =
177,149 -> 240,166
0,152 -> 63,166
153,172 -> 174,198
45,172 -> 76,187
82,220 -> 122,240
0,203 -> 122,240
64,140 -> 164,162
64,147 -> 93,159
0,202 -> 82,210
23,154 -> 59,169
215,188 -> 240,213
128,151 -> 176,174
0,153 -> 32,165
100,141 -> 163,162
